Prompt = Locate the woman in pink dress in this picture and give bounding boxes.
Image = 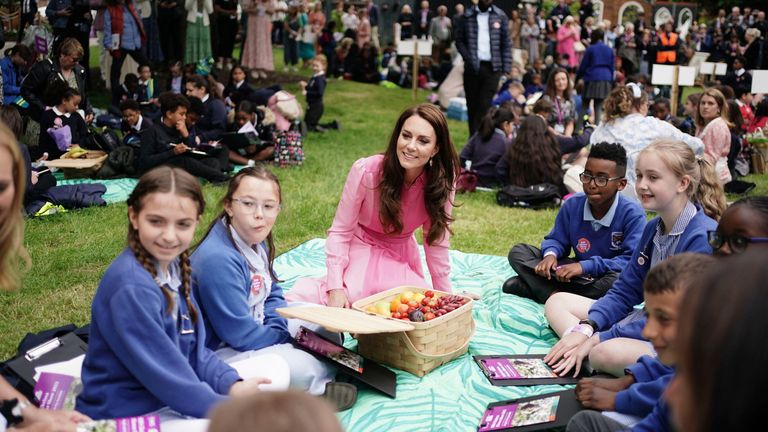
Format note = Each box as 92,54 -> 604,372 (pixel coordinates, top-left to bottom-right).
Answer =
557,16 -> 580,69
695,88 -> 733,184
242,0 -> 275,79
286,104 -> 460,308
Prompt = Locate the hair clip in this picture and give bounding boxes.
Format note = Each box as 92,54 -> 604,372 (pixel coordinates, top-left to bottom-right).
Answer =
626,83 -> 643,98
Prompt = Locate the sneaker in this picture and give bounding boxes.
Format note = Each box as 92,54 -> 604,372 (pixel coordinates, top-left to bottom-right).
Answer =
332,120 -> 342,131
322,382 -> 357,412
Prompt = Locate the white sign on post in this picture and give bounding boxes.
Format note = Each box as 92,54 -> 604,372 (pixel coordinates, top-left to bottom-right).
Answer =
651,65 -> 696,86
699,62 -> 727,76
752,70 -> 768,94
397,39 -> 433,56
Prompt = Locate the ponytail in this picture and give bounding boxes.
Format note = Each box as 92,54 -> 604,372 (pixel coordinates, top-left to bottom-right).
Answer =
477,107 -> 498,142
694,156 -> 727,221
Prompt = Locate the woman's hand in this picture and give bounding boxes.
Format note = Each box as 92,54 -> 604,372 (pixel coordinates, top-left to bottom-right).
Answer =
327,289 -> 350,308
535,255 -> 558,279
229,377 -> 272,397
549,334 -> 599,377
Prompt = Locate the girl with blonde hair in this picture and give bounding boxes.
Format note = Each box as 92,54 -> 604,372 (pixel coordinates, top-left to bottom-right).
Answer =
0,122 -> 29,292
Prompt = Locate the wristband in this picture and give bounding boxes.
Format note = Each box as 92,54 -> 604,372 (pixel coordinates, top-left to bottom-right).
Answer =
579,319 -> 599,333
0,398 -> 30,427
564,323 -> 594,338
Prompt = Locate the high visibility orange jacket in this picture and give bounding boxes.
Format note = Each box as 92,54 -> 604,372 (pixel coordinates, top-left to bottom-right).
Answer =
656,32 -> 678,64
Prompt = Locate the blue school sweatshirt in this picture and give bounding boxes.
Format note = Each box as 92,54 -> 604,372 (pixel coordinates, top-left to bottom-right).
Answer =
76,249 -> 240,420
192,220 -> 292,352
632,396 -> 673,432
539,193 -> 646,277
587,205 -> 716,330
612,356 -> 675,417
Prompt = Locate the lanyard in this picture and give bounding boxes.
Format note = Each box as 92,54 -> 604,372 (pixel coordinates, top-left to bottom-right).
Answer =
555,97 -> 564,125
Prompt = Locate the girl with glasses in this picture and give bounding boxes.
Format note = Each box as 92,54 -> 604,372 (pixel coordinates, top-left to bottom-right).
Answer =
709,196 -> 768,256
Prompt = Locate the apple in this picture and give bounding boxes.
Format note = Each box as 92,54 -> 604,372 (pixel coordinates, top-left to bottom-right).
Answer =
390,299 -> 402,312
397,303 -> 409,314
412,293 -> 425,304
424,312 -> 436,321
399,291 -> 415,303
375,301 -> 391,316
425,290 -> 435,298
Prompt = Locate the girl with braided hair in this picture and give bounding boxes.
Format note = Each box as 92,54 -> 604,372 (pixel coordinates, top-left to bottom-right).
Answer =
77,167 -> 273,430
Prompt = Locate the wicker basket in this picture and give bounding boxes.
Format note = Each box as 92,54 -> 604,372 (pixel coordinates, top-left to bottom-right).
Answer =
351,286 -> 475,377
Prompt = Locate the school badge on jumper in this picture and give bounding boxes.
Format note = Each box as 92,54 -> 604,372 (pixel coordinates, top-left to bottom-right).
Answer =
250,274 -> 265,296
576,238 -> 591,253
611,232 -> 624,250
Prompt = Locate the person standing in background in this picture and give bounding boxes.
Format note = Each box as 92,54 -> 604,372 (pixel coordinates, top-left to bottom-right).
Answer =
18,0 -> 38,42
366,0 -> 380,49
429,5 -> 451,62
46,0 -> 94,87
241,0 -> 274,79
214,0 -> 239,70
455,0 -> 512,135
157,0 -> 185,63
415,0 -> 433,39
272,0 -> 288,44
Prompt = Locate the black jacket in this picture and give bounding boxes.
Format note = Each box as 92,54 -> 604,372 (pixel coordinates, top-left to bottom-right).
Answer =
21,58 -> 93,122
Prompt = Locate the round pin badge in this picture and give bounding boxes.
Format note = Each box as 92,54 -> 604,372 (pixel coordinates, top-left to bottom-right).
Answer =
637,256 -> 645,266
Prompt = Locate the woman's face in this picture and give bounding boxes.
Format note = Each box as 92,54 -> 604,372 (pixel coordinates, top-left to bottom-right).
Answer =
699,95 -> 720,122
683,100 -> 696,116
554,72 -> 568,93
395,115 -> 438,175
0,147 -> 15,224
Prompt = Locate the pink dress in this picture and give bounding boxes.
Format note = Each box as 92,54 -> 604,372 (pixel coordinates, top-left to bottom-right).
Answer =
557,25 -> 579,68
286,155 -> 453,305
697,117 -> 732,183
242,0 -> 274,71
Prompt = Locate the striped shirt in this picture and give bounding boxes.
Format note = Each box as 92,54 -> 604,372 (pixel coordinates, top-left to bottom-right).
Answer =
651,201 -> 697,266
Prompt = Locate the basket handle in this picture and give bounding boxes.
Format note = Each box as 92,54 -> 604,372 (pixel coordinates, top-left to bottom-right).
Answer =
399,320 -> 476,359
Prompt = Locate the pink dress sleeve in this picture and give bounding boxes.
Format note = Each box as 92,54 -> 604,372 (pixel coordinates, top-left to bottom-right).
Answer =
325,158 -> 371,294
421,189 -> 455,292
699,118 -> 731,163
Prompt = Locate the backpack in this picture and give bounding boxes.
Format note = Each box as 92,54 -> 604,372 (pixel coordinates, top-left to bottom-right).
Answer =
496,183 -> 562,209
83,127 -> 121,153
456,168 -> 478,193
273,130 -> 304,167
272,90 -> 303,121
95,146 -> 137,178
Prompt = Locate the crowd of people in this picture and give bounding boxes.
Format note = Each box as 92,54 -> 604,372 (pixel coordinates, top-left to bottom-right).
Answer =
0,0 -> 768,431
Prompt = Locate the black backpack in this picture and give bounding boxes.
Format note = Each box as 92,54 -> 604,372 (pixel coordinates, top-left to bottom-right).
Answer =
496,183 -> 562,209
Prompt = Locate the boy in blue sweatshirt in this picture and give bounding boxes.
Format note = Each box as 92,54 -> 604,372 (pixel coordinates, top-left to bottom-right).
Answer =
504,142 -> 646,303
300,54 -> 340,133
565,253 -> 715,432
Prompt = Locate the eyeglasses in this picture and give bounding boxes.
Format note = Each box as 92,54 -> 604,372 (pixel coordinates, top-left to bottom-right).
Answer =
707,231 -> 768,254
232,198 -> 280,217
579,173 -> 624,187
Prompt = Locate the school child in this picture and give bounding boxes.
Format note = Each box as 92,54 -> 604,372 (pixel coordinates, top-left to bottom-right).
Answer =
491,81 -> 526,107
223,65 -> 255,110
543,139 -> 726,378
120,99 -> 153,141
208,391 -> 344,432
227,101 -> 275,165
76,167 -> 279,429
677,93 -> 700,137
524,73 -> 545,98
192,166 -> 336,395
566,253 -> 715,432
504,142 -> 647,304
167,61 -> 185,94
137,63 -> 160,120
300,55 -> 340,133
36,85 -> 89,160
137,92 -> 229,184
708,196 -> 768,257
459,106 -> 515,187
115,73 -> 141,106
185,75 -> 227,143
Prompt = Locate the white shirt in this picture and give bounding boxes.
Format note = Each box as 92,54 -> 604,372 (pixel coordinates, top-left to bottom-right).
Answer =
590,113 -> 704,201
133,115 -> 144,131
52,106 -> 72,118
230,223 -> 273,324
476,11 -> 492,61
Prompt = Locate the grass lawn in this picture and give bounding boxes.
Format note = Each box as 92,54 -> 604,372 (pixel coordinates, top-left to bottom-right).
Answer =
2,57 -> 767,359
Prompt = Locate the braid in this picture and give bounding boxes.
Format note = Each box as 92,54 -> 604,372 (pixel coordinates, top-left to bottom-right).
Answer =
179,251 -> 198,324
128,230 -> 175,315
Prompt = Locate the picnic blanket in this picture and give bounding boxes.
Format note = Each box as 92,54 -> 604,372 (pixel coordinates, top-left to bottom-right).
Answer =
275,239 -> 571,432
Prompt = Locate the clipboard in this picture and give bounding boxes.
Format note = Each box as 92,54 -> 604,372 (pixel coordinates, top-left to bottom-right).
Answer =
4,332 -> 89,401
292,326 -> 397,399
478,390 -> 582,431
221,131 -> 269,152
520,259 -> 595,286
474,355 -> 585,386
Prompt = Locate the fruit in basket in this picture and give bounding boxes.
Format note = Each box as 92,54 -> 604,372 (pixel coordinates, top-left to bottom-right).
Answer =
399,291 -> 415,303
365,305 -> 377,314
375,301 -> 391,316
397,303 -> 409,314
424,312 -> 436,321
390,298 -> 402,312
413,293 -> 425,304
424,290 -> 435,298
408,310 -> 425,322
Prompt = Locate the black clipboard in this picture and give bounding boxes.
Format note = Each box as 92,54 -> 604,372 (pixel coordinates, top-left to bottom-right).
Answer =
221,131 -> 268,151
292,326 -> 397,399
520,259 -> 595,286
474,355 -> 585,386
4,332 -> 88,401
478,390 -> 582,432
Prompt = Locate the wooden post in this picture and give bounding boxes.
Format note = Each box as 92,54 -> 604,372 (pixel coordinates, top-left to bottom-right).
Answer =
671,65 -> 680,118
412,38 -> 419,102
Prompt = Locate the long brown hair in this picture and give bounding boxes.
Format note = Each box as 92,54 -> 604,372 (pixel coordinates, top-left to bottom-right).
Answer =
544,68 -> 572,102
200,165 -> 282,280
694,88 -> 732,131
126,166 -> 205,322
506,115 -> 563,187
0,122 -> 30,292
379,104 -> 459,245
675,250 -> 768,432
640,139 -> 727,221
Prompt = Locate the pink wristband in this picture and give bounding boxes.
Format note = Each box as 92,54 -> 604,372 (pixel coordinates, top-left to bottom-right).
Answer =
564,323 -> 594,338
